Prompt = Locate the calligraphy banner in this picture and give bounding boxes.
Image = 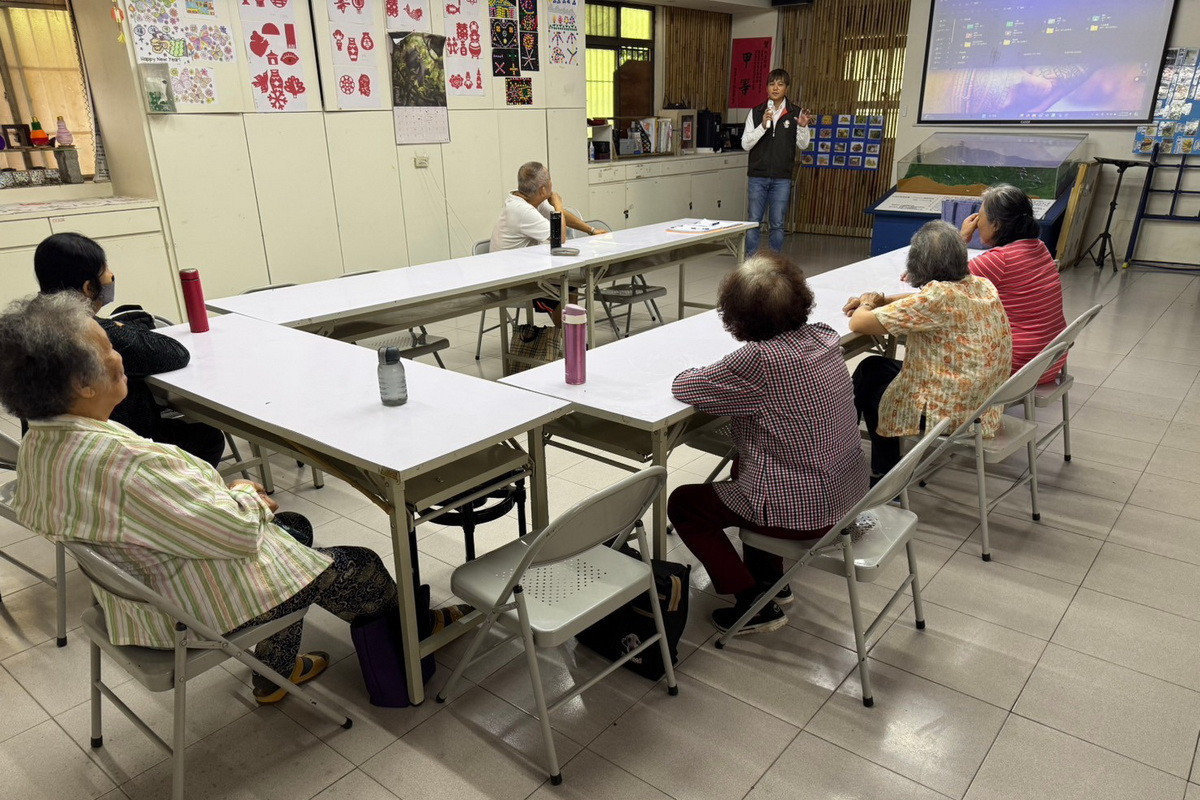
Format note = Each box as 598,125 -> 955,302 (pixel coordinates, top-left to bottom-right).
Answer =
729,37 -> 771,110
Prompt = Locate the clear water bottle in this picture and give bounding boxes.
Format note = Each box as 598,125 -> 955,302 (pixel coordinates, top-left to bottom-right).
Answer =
377,346 -> 407,406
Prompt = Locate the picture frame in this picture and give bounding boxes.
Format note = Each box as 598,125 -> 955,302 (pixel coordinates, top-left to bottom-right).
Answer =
1,124 -> 31,148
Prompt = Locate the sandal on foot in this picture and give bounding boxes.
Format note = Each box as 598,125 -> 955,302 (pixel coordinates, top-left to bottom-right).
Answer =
429,604 -> 474,635
254,650 -> 330,704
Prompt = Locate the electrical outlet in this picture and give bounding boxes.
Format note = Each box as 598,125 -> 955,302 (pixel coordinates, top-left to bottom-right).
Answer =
413,155 -> 429,168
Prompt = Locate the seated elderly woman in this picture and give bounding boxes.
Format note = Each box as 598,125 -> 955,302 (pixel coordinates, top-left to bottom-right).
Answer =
847,220 -> 1013,479
961,183 -> 1067,384
667,253 -> 869,635
34,232 -> 225,466
0,292 -> 397,704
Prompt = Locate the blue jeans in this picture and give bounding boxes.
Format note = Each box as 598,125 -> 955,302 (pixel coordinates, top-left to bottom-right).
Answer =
746,177 -> 792,254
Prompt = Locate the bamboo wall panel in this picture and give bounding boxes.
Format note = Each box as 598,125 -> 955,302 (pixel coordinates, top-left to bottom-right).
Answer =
662,8 -> 732,114
779,0 -> 910,237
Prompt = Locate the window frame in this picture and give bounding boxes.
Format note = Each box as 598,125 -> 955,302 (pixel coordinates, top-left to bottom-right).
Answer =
585,0 -> 656,120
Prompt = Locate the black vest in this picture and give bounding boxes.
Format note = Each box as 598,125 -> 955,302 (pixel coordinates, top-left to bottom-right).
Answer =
747,100 -> 798,179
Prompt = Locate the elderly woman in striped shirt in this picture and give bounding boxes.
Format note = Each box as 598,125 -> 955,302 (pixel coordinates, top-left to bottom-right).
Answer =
0,293 -> 396,704
959,183 -> 1068,384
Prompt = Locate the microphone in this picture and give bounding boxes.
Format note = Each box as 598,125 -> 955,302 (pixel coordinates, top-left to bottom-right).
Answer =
765,99 -> 774,127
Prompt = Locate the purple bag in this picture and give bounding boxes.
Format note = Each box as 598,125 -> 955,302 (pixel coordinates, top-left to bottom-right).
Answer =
351,584 -> 436,707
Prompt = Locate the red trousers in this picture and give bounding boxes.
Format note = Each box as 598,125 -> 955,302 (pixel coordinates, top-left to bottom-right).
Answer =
667,482 -> 827,596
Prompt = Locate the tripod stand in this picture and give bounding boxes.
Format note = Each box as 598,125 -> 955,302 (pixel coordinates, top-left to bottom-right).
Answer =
1082,157 -> 1148,272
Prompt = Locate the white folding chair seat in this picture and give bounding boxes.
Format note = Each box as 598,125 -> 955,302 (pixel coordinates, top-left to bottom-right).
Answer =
1029,304 -> 1103,461
67,542 -> 353,800
718,419 -> 952,708
575,219 -> 668,339
0,432 -> 68,647
916,338 -> 1073,561
436,467 -> 677,785
337,270 -> 451,368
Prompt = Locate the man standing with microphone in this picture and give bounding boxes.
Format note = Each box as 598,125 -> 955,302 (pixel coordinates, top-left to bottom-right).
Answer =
741,69 -> 812,254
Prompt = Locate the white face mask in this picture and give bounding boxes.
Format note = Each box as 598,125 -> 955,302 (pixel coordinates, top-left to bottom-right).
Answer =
96,279 -> 115,307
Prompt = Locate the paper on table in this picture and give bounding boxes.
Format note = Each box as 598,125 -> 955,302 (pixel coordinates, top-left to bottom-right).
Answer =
665,219 -> 742,233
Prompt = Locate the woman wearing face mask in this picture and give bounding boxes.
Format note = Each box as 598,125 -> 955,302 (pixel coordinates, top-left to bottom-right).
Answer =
33,232 -> 226,467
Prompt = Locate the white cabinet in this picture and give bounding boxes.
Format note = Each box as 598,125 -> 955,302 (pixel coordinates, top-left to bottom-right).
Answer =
101,233 -> 179,319
626,174 -> 689,227
717,167 -> 747,220
588,182 -> 628,230
690,171 -> 723,219
587,154 -> 749,230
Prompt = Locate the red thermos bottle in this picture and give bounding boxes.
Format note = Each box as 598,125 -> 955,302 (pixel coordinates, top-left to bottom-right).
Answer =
179,269 -> 209,333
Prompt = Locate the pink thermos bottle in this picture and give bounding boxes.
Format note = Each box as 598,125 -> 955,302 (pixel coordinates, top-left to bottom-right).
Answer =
563,303 -> 586,385
179,269 -> 209,333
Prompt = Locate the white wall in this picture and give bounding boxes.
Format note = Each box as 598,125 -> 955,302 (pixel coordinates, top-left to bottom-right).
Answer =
896,0 -> 1200,265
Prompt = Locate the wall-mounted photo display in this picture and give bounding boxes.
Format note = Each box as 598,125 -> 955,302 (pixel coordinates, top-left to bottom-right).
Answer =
803,113 -> 884,171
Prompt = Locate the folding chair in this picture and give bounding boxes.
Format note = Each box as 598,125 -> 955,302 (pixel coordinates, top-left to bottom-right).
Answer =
472,239 -> 529,360
0,431 -> 67,646
716,419 -> 951,708
65,541 -> 353,800
916,338 -> 1073,561
435,467 -> 678,785
571,219 -> 668,338
334,270 -> 452,368
1027,304 -> 1103,461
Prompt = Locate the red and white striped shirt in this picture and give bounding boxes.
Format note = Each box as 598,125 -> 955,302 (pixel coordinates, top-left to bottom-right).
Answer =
969,239 -> 1067,384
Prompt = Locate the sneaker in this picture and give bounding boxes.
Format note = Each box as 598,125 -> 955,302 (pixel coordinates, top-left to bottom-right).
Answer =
774,584 -> 793,606
712,601 -> 787,635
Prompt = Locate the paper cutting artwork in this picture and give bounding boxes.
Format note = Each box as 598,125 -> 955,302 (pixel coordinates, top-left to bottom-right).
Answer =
443,0 -> 486,96
170,66 -> 217,104
390,31 -> 449,143
547,0 -> 577,67
505,77 -> 532,105
241,2 -> 310,111
387,0 -> 431,32
334,67 -> 380,110
185,0 -> 215,15
327,0 -> 371,17
330,22 -> 374,66
184,24 -> 234,61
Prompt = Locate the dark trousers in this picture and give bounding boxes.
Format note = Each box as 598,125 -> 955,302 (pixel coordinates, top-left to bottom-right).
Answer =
156,417 -> 227,468
853,356 -> 904,476
234,513 -> 398,693
667,483 -> 827,597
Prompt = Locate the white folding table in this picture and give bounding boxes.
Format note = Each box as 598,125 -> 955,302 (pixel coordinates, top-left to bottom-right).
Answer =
205,219 -> 755,349
146,314 -> 569,703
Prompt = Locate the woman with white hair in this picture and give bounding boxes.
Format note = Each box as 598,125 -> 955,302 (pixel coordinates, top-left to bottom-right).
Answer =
846,220 -> 1012,478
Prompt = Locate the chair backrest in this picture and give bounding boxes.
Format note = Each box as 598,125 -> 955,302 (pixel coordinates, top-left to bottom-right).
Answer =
0,430 -> 18,470
585,219 -> 611,232
64,541 -> 232,644
979,337 -> 1073,410
795,419 -> 951,559
242,283 -> 297,294
1047,304 -> 1103,354
500,467 -> 666,596
473,240 -> 491,255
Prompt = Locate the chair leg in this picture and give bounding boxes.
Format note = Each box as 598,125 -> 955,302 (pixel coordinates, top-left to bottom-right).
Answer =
905,539 -> 926,630
841,533 -> 873,707
251,443 -> 275,494
55,542 -> 67,646
515,587 -> 561,784
311,467 -> 325,489
437,613 -> 498,703
90,642 -> 103,748
646,574 -> 678,694
1060,389 -> 1072,462
226,434 -> 251,482
463,518 -> 477,562
475,310 -> 488,360
975,429 -> 990,562
1025,398 -> 1041,522
515,479 -> 528,537
172,633 -> 188,800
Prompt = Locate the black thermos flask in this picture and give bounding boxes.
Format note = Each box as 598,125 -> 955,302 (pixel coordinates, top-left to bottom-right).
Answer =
550,211 -> 563,249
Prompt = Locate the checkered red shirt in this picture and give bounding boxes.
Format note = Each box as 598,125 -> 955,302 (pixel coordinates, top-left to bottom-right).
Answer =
673,323 -> 869,530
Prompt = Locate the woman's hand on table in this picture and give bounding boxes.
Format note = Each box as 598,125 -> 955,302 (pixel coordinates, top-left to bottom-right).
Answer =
843,292 -> 886,316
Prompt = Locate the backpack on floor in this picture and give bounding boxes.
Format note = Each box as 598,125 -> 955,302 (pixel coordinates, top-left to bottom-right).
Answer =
350,583 -> 436,707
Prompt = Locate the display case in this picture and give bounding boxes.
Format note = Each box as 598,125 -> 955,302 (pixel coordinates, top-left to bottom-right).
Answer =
587,114 -> 692,162
896,132 -> 1087,199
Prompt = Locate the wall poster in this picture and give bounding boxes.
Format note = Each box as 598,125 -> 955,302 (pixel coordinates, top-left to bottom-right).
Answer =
238,0 -> 314,111
442,0 -> 486,95
729,36 -> 771,110
390,31 -> 450,144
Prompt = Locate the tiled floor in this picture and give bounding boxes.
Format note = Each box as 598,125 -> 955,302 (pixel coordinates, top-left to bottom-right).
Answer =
2,234 -> 1200,800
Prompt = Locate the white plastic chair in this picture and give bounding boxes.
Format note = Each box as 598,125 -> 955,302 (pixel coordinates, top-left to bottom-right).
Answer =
66,541 -> 353,800
337,270 -> 452,368
1028,304 -> 1103,461
716,419 -> 950,708
916,338 -> 1073,561
435,467 -> 678,785
0,431 -> 68,646
472,239 -> 530,360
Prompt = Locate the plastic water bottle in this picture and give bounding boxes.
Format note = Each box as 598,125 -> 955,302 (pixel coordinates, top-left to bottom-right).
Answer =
563,304 -> 586,385
377,346 -> 408,406
178,269 -> 209,333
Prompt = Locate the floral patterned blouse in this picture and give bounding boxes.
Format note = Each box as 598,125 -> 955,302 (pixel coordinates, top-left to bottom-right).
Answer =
872,275 -> 1012,438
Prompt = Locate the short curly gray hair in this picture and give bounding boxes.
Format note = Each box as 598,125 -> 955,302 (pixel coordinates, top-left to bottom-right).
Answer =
0,293 -> 105,420
517,161 -> 550,196
906,220 -> 969,288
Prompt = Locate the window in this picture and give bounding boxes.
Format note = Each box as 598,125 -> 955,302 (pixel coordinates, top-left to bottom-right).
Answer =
585,1 -> 654,119
0,1 -> 96,176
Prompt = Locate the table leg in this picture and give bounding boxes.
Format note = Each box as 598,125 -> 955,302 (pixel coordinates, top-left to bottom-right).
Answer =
677,262 -> 686,321
651,428 -> 669,559
383,478 -> 427,705
499,306 -> 511,375
528,425 -> 549,530
735,231 -> 746,263
585,267 -> 597,346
